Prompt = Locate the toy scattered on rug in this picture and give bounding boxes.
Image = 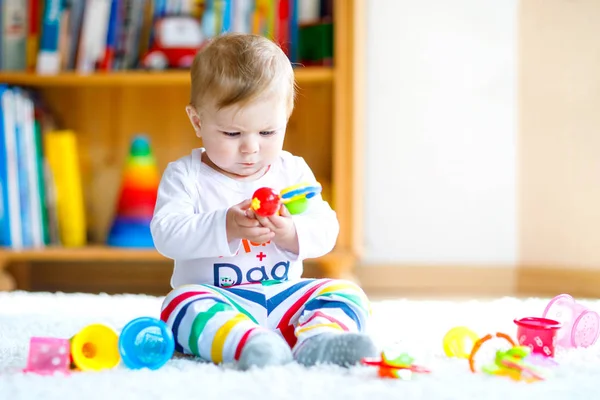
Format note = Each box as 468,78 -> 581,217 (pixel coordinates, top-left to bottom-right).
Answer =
541,293 -> 600,349
251,182 -> 323,217
441,292 -> 599,383
23,316 -> 174,376
361,351 -> 431,380
472,340 -> 557,383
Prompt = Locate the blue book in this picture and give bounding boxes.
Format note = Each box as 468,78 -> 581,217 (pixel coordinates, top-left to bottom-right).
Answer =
36,0 -> 62,75
13,88 -> 33,247
0,85 -> 22,248
221,0 -> 232,33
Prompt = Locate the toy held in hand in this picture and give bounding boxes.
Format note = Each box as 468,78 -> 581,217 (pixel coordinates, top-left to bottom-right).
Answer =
251,187 -> 281,216
281,182 -> 322,215
251,182 -> 322,217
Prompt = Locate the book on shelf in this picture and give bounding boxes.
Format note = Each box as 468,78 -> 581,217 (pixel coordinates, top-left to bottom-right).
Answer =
0,0 -> 334,76
0,84 -> 86,250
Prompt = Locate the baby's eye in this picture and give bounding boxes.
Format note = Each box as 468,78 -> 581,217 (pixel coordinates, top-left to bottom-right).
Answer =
260,131 -> 276,136
222,131 -> 240,137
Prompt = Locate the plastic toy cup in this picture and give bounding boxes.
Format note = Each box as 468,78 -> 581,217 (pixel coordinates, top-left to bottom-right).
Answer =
118,317 -> 175,370
514,317 -> 561,357
542,293 -> 600,348
70,323 -> 120,371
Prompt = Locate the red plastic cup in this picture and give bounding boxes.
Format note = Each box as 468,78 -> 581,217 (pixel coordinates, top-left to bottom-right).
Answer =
514,317 -> 561,357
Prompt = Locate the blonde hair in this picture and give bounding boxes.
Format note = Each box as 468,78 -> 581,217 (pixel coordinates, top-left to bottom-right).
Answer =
189,33 -> 296,116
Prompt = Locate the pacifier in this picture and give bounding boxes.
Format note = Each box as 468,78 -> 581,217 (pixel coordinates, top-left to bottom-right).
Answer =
542,293 -> 600,348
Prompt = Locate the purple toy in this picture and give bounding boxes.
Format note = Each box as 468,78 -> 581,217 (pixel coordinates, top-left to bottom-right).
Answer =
542,293 -> 600,348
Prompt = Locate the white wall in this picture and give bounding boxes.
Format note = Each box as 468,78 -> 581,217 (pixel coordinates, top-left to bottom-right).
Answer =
363,0 -> 518,265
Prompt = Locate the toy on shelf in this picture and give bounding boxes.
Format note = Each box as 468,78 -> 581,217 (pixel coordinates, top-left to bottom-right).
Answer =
70,323 -> 121,371
250,182 -> 322,217
442,326 -> 480,359
118,317 -> 175,370
107,135 -> 160,248
542,293 -> 600,348
23,337 -> 71,375
513,317 -> 561,357
361,351 -> 430,379
142,16 -> 206,70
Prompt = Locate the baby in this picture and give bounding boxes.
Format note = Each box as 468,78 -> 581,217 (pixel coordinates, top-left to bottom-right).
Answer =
151,33 -> 378,370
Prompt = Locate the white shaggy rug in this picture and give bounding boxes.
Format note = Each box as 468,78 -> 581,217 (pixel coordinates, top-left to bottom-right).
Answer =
1,291 -> 600,400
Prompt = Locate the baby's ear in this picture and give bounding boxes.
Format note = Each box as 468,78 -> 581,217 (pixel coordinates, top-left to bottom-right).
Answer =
185,105 -> 202,138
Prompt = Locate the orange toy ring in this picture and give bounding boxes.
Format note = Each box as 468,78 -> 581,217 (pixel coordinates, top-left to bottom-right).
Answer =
468,332 -> 516,373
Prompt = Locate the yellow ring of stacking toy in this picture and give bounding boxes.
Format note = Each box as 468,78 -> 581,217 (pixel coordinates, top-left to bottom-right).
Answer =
443,326 -> 480,359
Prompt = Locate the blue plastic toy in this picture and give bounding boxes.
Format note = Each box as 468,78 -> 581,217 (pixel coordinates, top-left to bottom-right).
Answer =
118,317 -> 175,370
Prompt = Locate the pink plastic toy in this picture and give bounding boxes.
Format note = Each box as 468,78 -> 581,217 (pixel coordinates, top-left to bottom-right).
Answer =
24,337 -> 71,375
514,317 -> 561,357
542,293 -> 600,348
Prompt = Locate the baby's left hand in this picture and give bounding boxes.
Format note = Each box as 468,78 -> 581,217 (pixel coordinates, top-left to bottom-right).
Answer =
247,204 -> 299,254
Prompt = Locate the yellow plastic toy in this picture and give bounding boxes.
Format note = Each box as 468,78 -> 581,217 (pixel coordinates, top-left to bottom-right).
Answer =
70,323 -> 120,371
442,326 -> 480,359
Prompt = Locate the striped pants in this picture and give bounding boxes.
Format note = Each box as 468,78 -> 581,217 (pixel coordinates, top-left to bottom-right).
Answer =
160,278 -> 371,364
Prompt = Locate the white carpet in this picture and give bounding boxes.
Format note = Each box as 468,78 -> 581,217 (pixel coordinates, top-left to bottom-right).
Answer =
1,291 -> 600,400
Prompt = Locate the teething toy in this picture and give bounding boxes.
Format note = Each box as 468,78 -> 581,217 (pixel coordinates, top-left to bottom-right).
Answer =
362,351 -> 430,379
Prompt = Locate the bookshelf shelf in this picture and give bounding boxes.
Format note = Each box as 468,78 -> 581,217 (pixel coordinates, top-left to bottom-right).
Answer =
0,67 -> 334,87
0,246 -> 167,262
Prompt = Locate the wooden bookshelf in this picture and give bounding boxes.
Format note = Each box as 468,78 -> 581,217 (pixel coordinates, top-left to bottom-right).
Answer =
0,67 -> 334,87
0,0 -> 365,293
0,246 -> 166,262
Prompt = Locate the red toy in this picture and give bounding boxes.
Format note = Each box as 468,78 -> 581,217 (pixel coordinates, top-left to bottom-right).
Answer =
362,351 -> 430,379
142,16 -> 206,70
513,317 -> 561,357
251,187 -> 281,217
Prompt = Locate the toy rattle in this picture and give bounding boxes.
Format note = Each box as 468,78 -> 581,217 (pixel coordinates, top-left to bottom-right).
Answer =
442,326 -> 480,359
118,317 -> 175,370
251,182 -> 322,217
361,351 -> 430,379
542,293 -> 600,348
280,182 -> 322,215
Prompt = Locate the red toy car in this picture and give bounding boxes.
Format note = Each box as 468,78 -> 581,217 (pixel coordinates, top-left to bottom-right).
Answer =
142,16 -> 206,70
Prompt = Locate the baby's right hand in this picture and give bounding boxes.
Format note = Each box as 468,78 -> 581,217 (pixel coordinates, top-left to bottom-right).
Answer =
226,199 -> 275,244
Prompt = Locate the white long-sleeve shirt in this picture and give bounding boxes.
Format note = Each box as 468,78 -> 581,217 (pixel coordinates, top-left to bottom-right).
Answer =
151,148 -> 340,288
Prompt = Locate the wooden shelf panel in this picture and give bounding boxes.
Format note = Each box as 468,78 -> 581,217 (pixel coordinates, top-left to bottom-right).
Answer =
0,67 -> 333,87
0,246 -> 167,262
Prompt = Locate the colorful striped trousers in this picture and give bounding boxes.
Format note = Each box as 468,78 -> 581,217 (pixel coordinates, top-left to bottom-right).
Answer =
160,278 -> 371,364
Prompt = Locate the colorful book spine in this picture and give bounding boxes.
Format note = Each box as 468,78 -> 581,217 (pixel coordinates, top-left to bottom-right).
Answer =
44,130 -> 87,247
0,86 -> 22,248
1,0 -> 28,71
36,0 -> 62,75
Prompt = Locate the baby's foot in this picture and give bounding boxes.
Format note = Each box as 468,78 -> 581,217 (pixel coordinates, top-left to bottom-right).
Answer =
294,332 -> 378,367
237,331 -> 293,370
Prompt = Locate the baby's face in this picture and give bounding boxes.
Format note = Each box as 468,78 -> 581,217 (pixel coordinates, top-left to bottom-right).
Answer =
196,94 -> 288,180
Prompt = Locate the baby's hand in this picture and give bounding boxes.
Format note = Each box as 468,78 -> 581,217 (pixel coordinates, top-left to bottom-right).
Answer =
226,199 -> 275,244
251,204 -> 299,254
